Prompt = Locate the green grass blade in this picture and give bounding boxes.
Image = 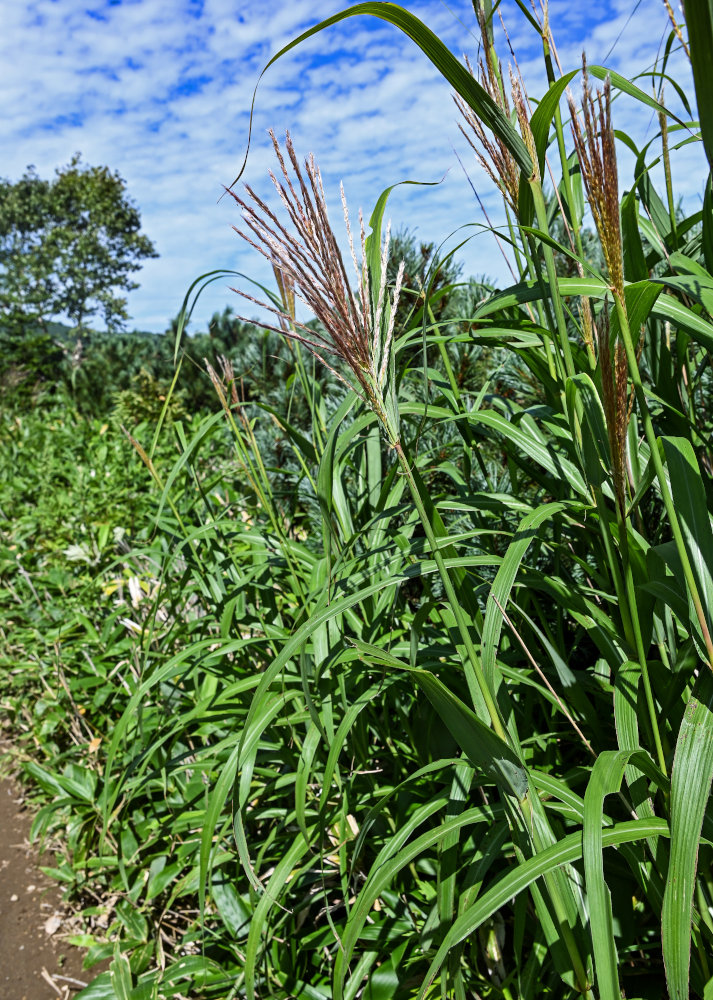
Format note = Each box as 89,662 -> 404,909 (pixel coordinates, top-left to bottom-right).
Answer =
662,437 -> 713,640
583,749 -> 665,1000
662,670 -> 713,1000
704,171 -> 713,272
348,639 -> 528,798
481,501 -> 569,689
685,0 -> 713,168
419,818 -> 669,999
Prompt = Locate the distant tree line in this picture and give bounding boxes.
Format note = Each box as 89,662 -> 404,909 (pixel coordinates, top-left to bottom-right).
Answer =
1,156 -> 502,430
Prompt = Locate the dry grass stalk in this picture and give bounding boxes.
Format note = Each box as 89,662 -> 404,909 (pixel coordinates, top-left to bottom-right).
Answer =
579,293 -> 596,366
662,0 -> 690,59
226,130 -> 404,427
206,355 -> 241,412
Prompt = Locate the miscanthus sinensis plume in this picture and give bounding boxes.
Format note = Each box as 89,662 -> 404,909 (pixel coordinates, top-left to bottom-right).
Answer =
227,130 -> 405,444
569,63 -> 632,516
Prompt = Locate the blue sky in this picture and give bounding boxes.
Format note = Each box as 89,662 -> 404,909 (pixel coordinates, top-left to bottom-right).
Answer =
1,0 -> 701,333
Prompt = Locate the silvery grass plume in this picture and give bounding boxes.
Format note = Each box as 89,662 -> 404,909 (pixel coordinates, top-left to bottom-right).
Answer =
226,130 -> 405,443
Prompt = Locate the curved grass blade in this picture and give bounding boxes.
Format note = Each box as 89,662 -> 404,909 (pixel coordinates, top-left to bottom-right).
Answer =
348,639 -> 528,798
229,2 -> 532,193
418,818 -> 670,999
583,749 -> 666,1000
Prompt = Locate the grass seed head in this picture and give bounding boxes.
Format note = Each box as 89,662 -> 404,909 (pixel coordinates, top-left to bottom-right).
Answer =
227,131 -> 403,431
568,62 -> 625,303
454,31 -> 521,213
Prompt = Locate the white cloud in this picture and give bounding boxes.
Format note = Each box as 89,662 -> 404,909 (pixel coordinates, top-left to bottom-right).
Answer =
0,0 -> 706,333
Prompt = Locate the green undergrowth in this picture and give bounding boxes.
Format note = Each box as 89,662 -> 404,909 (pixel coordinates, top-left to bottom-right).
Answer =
4,2 -> 713,998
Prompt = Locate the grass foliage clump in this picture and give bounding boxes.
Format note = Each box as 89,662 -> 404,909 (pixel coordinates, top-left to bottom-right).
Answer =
5,2 -> 713,998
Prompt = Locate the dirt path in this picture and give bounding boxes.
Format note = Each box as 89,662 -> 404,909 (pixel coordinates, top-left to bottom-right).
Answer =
0,776 -> 98,999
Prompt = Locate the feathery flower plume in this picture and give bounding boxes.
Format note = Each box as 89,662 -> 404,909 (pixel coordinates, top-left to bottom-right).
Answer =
662,0 -> 690,60
569,65 -> 632,515
568,63 -> 625,304
453,11 -> 520,213
509,71 -> 539,183
226,130 -> 404,437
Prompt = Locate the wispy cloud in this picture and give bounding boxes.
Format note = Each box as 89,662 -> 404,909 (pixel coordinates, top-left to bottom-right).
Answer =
0,0 -> 703,332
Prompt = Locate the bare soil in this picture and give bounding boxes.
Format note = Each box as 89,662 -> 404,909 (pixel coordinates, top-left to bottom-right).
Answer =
0,776 -> 100,999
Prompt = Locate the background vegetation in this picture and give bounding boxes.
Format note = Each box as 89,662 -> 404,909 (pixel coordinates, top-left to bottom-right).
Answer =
3,1 -> 713,999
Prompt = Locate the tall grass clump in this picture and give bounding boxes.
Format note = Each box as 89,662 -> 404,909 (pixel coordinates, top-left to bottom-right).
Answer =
10,1 -> 713,998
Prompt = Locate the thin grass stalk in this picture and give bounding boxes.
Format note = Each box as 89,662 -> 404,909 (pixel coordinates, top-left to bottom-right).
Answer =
539,12 -> 586,263
510,75 -> 575,380
659,100 -> 678,244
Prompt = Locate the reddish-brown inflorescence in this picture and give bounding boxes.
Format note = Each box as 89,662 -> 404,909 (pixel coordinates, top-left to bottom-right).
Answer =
569,64 -> 631,515
226,130 -> 404,425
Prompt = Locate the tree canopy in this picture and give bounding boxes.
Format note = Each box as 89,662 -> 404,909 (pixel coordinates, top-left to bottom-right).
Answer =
0,155 -> 157,337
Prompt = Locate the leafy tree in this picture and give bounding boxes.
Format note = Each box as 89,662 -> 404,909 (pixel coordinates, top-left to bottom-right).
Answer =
0,155 -> 157,338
